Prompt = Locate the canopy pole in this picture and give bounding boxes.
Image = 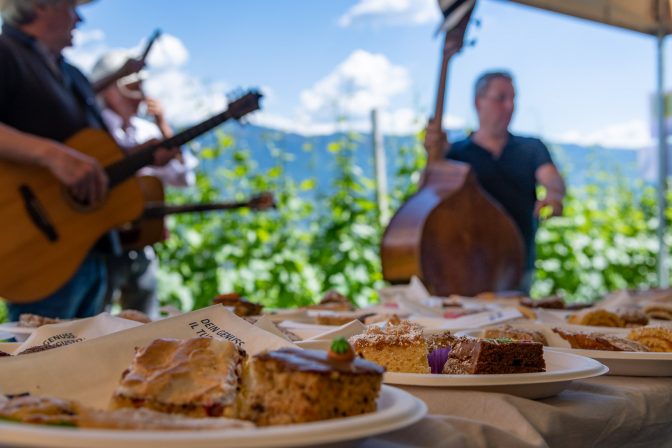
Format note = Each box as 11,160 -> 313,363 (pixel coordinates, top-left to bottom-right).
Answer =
657,32 -> 669,287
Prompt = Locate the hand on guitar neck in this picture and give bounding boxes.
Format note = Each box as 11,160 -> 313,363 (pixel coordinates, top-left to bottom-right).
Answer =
423,117 -> 450,164
136,140 -> 180,167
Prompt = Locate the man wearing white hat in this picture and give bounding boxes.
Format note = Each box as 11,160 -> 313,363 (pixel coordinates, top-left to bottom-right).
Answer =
91,49 -> 197,316
0,0 -> 155,320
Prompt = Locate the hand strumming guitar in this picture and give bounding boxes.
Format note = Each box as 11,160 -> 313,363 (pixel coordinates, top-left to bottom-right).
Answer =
44,142 -> 109,204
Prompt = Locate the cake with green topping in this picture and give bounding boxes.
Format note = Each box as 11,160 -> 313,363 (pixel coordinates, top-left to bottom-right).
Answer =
241,341 -> 383,426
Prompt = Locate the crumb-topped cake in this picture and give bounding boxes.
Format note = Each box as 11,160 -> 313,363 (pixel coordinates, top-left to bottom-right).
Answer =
241,342 -> 383,426
110,338 -> 245,418
349,320 -> 430,373
443,338 -> 546,374
483,324 -> 548,346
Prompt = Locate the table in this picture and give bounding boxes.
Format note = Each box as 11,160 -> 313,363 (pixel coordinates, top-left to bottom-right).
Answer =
327,376 -> 672,447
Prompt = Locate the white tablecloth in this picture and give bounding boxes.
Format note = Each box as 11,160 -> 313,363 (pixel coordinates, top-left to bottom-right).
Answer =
326,376 -> 672,447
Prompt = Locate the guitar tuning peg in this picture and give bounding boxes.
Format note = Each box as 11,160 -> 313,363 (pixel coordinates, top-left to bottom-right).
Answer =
467,38 -> 477,47
474,18 -> 481,28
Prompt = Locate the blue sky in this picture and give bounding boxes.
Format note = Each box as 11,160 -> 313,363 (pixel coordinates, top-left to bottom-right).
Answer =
62,0 -> 668,148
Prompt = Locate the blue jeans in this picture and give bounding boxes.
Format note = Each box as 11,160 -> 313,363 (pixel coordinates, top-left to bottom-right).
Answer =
8,253 -> 107,321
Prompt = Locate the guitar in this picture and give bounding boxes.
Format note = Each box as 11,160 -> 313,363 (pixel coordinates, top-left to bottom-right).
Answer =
0,90 -> 262,303
120,176 -> 275,250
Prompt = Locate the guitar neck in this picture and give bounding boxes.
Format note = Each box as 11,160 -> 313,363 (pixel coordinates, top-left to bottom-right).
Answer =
143,200 -> 260,219
105,109 -> 234,188
104,90 -> 262,188
426,6 -> 475,164
428,33 -> 454,164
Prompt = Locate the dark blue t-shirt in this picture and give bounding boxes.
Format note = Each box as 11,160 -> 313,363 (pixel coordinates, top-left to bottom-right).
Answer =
446,133 -> 553,268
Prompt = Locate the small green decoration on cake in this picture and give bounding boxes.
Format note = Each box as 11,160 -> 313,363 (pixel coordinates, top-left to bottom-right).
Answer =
328,337 -> 355,362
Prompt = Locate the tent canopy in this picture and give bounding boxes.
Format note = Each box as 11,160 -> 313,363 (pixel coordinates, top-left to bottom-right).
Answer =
505,0 -> 672,36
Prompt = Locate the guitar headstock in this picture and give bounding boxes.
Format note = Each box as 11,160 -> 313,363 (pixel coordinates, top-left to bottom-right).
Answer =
249,192 -> 276,211
227,89 -> 264,120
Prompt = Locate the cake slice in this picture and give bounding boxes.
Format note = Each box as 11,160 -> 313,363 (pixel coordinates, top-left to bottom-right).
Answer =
241,344 -> 383,426
443,337 -> 546,374
627,327 -> 672,352
643,303 -> 672,321
349,320 -> 429,373
567,309 -> 625,327
553,327 -> 649,352
110,338 -> 245,418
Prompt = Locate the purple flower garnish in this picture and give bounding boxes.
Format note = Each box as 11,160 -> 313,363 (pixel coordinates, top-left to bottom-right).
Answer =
428,348 -> 451,374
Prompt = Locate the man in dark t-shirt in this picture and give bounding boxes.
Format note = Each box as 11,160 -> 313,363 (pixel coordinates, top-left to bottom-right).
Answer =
0,0 -> 148,320
425,71 -> 566,292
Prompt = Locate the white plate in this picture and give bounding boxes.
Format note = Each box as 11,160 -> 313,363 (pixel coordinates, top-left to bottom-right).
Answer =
0,385 -> 426,448
459,323 -> 672,376
0,323 -> 35,342
542,347 -> 672,376
384,349 -> 608,399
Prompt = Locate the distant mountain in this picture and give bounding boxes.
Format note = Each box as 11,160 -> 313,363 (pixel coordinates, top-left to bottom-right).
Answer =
195,123 -> 642,191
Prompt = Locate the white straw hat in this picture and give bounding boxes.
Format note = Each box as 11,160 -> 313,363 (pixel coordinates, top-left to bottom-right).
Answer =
90,49 -> 148,86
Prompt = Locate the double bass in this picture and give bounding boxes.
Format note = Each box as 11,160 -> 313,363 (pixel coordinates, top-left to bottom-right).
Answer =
380,9 -> 524,296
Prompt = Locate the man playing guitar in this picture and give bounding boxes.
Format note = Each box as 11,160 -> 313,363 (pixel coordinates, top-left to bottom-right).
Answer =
0,0 -> 176,320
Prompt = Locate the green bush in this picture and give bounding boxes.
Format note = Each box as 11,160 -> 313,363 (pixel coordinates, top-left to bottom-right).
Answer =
1,132 -> 668,323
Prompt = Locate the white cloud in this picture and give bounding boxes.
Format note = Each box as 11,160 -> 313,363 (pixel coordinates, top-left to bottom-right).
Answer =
143,69 -> 229,127
65,31 -> 442,136
339,0 -> 440,27
64,28 -> 107,73
64,31 -> 223,127
251,50 -> 466,136
300,50 -> 410,118
252,107 -> 464,136
551,119 -> 652,149
72,28 -> 105,46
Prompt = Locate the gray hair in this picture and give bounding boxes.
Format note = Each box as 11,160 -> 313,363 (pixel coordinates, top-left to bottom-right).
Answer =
474,71 -> 514,101
0,0 -> 68,26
